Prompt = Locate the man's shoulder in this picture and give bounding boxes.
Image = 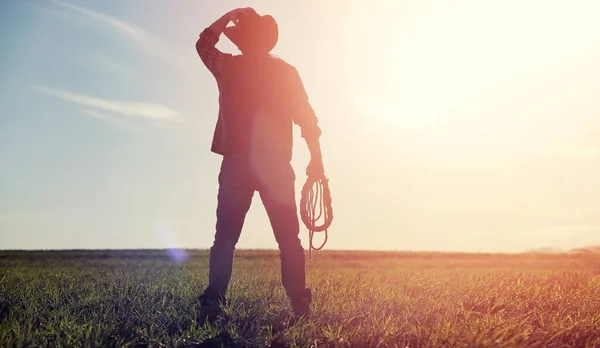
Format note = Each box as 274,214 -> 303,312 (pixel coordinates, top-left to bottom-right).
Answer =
268,55 -> 289,64
230,54 -> 290,66
267,56 -> 301,78
228,55 -> 299,80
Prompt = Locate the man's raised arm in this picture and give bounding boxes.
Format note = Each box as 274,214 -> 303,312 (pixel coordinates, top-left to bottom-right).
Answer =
196,8 -> 255,78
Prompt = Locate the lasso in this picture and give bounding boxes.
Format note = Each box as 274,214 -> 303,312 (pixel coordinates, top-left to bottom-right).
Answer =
300,175 -> 333,259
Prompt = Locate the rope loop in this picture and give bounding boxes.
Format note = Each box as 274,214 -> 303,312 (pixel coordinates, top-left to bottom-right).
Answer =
300,175 -> 333,259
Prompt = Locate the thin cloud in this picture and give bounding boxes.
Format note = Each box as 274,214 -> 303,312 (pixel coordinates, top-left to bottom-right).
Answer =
82,109 -> 145,133
51,0 -> 151,44
50,1 -> 188,67
36,86 -> 179,121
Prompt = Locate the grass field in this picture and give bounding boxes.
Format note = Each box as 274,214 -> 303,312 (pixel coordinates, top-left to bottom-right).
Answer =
1,249 -> 599,347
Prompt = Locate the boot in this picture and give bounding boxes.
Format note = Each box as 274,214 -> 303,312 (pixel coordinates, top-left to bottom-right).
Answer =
290,288 -> 312,321
198,287 -> 227,323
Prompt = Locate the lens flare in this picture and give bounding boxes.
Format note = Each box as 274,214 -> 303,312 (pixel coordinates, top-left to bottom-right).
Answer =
157,226 -> 189,263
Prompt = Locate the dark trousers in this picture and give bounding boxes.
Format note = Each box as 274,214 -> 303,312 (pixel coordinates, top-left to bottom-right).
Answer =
207,153 -> 307,301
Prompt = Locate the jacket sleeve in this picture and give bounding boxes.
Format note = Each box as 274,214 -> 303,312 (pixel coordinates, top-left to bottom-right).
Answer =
287,66 -> 321,139
196,28 -> 232,79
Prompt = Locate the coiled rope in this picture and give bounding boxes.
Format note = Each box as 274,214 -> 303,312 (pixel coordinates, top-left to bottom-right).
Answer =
300,175 -> 333,259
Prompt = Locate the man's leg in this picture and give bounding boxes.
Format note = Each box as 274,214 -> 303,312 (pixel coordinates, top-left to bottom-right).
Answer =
256,159 -> 311,316
203,154 -> 254,301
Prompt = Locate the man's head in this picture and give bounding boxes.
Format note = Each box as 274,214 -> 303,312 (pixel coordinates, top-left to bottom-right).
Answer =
224,12 -> 278,55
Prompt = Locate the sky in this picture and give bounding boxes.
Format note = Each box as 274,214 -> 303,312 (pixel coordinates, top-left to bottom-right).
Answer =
1,0 -> 599,253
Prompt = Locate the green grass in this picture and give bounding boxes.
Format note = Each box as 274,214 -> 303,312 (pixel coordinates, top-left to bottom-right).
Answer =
1,249 -> 599,347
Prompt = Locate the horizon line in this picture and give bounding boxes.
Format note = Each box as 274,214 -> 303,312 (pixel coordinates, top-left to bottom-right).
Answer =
1,247 -> 593,255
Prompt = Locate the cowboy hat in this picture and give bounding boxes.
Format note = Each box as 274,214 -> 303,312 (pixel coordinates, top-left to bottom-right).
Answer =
224,12 -> 278,53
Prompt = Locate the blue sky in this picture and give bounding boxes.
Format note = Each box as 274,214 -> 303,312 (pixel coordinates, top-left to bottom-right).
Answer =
1,0 -> 600,252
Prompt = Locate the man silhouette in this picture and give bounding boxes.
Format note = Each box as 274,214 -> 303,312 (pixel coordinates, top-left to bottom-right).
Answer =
195,8 -> 325,320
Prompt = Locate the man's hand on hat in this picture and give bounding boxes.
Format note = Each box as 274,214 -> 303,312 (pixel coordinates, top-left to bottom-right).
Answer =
206,7 -> 257,37
226,7 -> 257,25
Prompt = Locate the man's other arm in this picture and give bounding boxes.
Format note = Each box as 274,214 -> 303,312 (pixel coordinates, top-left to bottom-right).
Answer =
287,67 -> 325,178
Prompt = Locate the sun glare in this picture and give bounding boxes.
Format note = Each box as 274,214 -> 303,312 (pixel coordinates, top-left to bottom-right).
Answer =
344,0 -> 600,149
